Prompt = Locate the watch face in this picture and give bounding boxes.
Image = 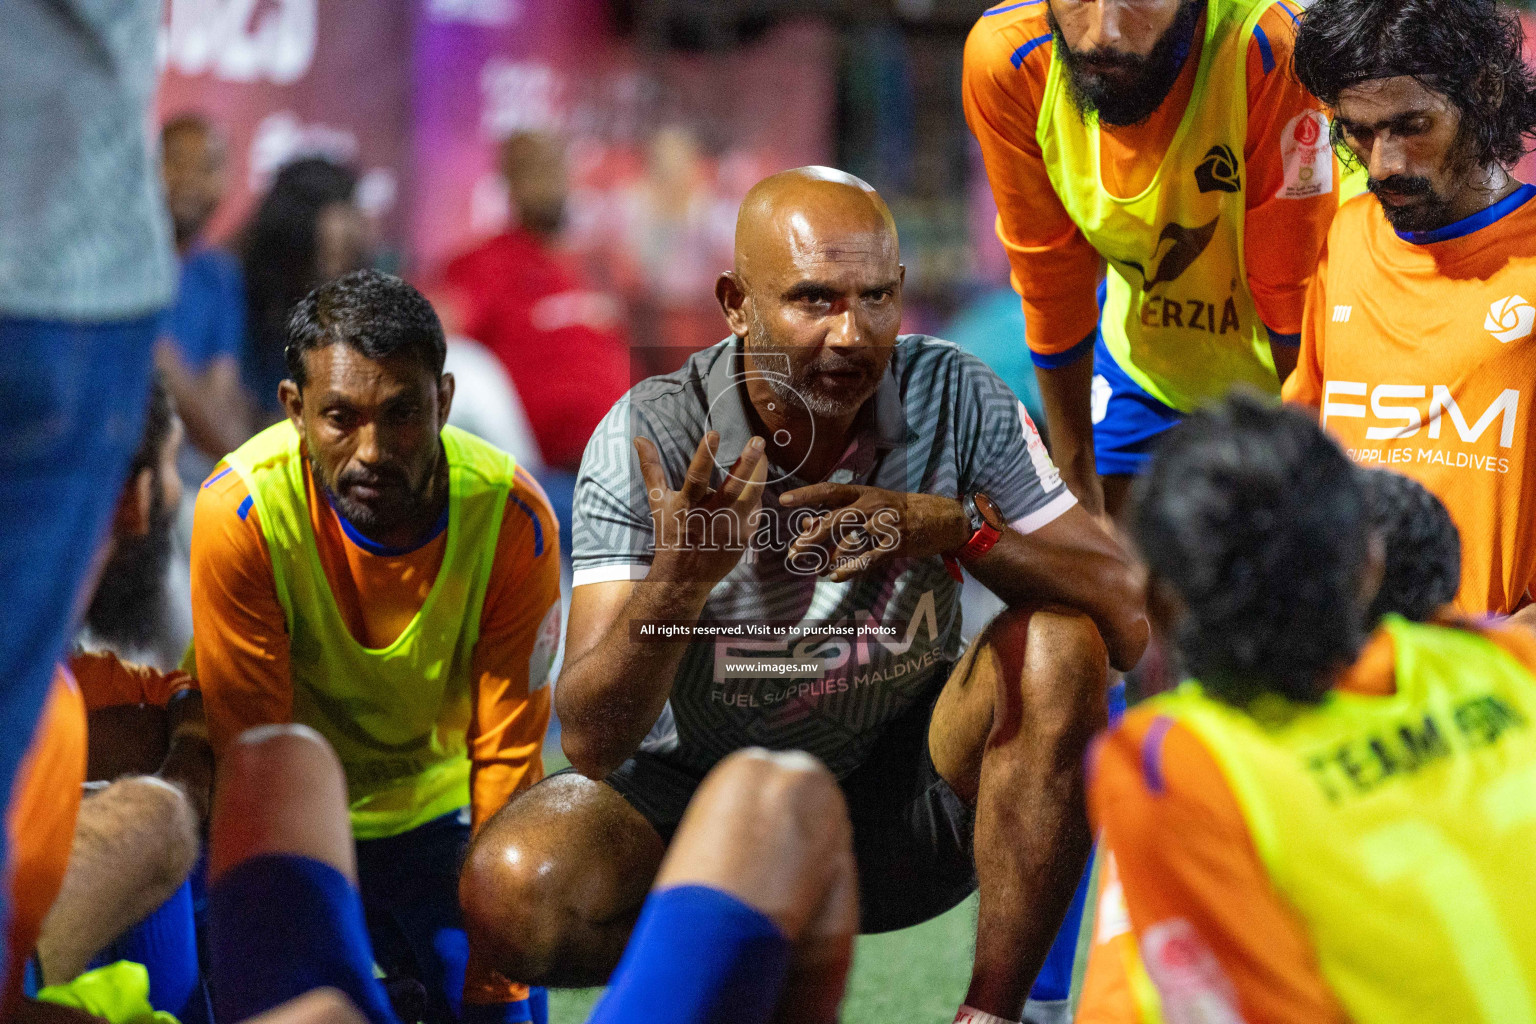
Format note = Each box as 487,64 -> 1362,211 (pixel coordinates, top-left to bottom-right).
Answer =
973,492 -> 1005,531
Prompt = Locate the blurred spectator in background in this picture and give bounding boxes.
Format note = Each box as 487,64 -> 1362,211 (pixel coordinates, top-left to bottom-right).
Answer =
0,0 -> 174,956
943,287 -> 1046,429
157,114 -> 253,478
441,131 -> 630,547
617,126 -> 736,372
243,158 -> 369,420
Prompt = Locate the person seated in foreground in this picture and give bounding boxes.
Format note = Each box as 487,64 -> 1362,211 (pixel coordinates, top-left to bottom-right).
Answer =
461,166 -> 1147,1024
8,375 -> 211,1023
1073,463 -> 1465,1023
1091,394 -> 1536,1024
206,726 -> 858,1024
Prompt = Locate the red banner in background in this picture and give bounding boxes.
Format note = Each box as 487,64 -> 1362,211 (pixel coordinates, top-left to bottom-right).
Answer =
409,0 -> 835,357
154,0 -> 834,310
155,0 -> 413,254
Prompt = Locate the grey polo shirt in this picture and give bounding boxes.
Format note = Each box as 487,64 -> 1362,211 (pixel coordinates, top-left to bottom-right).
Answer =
0,0 -> 174,320
571,334 -> 1075,778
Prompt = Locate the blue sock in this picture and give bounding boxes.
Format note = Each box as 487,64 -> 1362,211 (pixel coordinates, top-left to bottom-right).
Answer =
88,877 -> 202,1019
208,854 -> 400,1024
587,886 -> 791,1024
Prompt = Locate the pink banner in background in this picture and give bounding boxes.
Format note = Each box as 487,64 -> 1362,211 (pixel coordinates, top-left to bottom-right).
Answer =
156,0 -> 413,252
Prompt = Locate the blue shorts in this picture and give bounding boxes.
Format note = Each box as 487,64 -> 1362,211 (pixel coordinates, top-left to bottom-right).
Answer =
354,811 -> 533,1024
0,314 -> 156,960
1089,333 -> 1183,478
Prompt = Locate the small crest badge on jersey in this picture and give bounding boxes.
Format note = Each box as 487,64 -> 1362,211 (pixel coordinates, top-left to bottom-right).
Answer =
1278,110 -> 1334,200
1140,918 -> 1246,1024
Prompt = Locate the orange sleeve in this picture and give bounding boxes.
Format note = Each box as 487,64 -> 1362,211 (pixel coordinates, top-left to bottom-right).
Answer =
1242,4 -> 1338,337
1089,709 -> 1349,1024
69,649 -> 196,712
1281,232 -> 1331,406
4,669 -> 86,1017
189,463 -> 294,751
963,11 -> 1103,357
1075,851 -> 1152,1024
466,467 -> 558,834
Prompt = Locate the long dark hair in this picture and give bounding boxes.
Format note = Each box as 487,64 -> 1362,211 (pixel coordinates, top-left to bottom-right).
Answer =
241,158 -> 359,408
1293,0 -> 1536,169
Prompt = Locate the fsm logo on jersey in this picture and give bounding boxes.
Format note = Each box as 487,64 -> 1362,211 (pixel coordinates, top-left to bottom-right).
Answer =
1485,295 -> 1535,343
159,0 -> 317,85
1322,383 -> 1520,447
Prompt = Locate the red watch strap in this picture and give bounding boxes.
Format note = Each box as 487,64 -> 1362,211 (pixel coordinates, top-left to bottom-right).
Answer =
956,521 -> 1002,563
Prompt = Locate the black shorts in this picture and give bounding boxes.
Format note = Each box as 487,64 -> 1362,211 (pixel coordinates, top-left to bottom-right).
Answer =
585,681 -> 977,934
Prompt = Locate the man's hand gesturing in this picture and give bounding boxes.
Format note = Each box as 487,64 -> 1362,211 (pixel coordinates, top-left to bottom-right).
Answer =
636,431 -> 769,588
780,484 -> 971,583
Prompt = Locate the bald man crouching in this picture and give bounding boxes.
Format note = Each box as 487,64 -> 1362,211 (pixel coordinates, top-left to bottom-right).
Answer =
461,168 -> 1147,1024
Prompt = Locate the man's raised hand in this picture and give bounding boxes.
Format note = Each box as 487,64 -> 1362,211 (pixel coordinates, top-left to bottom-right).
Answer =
636,431 -> 768,587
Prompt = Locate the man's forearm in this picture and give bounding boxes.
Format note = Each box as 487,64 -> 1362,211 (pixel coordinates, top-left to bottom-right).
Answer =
557,571 -> 714,778
1035,351 -> 1101,514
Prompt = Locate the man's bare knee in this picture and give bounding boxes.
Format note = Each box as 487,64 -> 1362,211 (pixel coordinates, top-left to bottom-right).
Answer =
461,774 -> 661,985
210,724 -> 353,882
1015,608 -> 1111,746
661,749 -> 854,942
114,776 -> 200,889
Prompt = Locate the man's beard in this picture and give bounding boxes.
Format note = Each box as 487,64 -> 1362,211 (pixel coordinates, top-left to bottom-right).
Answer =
1051,0 -> 1203,128
749,315 -> 886,421
85,483 -> 174,651
312,451 -> 437,541
1368,173 -> 1461,233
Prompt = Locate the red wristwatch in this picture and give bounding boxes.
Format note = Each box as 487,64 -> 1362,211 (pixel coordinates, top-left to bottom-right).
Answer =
943,492 -> 1005,581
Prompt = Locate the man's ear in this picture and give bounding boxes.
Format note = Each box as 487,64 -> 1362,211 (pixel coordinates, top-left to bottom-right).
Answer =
437,372 -> 456,430
115,467 -> 154,540
278,380 -> 303,430
716,271 -> 751,338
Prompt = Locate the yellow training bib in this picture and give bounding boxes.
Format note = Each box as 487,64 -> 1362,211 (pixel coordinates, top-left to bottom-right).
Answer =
1038,0 -> 1284,412
1153,617 -> 1536,1023
222,421 -> 514,839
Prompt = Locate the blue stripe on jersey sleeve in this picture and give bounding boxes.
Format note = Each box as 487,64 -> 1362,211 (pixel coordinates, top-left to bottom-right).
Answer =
1253,23 -> 1276,75
1029,328 -> 1097,369
984,0 -> 1043,15
237,495 -> 254,520
509,494 -> 545,558
1011,32 -> 1053,69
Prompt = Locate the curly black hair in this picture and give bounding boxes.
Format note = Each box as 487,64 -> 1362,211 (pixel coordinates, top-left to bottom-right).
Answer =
1359,468 -> 1461,625
1293,0 -> 1536,170
1131,393 -> 1372,706
285,269 -> 446,389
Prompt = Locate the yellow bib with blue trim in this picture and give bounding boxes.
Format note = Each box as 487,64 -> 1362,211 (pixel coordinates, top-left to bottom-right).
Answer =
1038,0 -> 1275,412
223,421 -> 514,839
1151,617 -> 1536,1023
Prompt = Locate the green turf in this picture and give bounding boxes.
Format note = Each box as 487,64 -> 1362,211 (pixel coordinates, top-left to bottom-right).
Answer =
545,896 -> 978,1022
539,743 -> 978,1022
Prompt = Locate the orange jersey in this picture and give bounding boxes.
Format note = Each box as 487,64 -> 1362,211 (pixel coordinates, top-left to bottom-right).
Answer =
69,648 -> 195,712
189,450 -> 558,833
963,0 -> 1336,356
1086,622 -> 1536,1024
1284,186 -> 1536,615
4,668 -> 87,1017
